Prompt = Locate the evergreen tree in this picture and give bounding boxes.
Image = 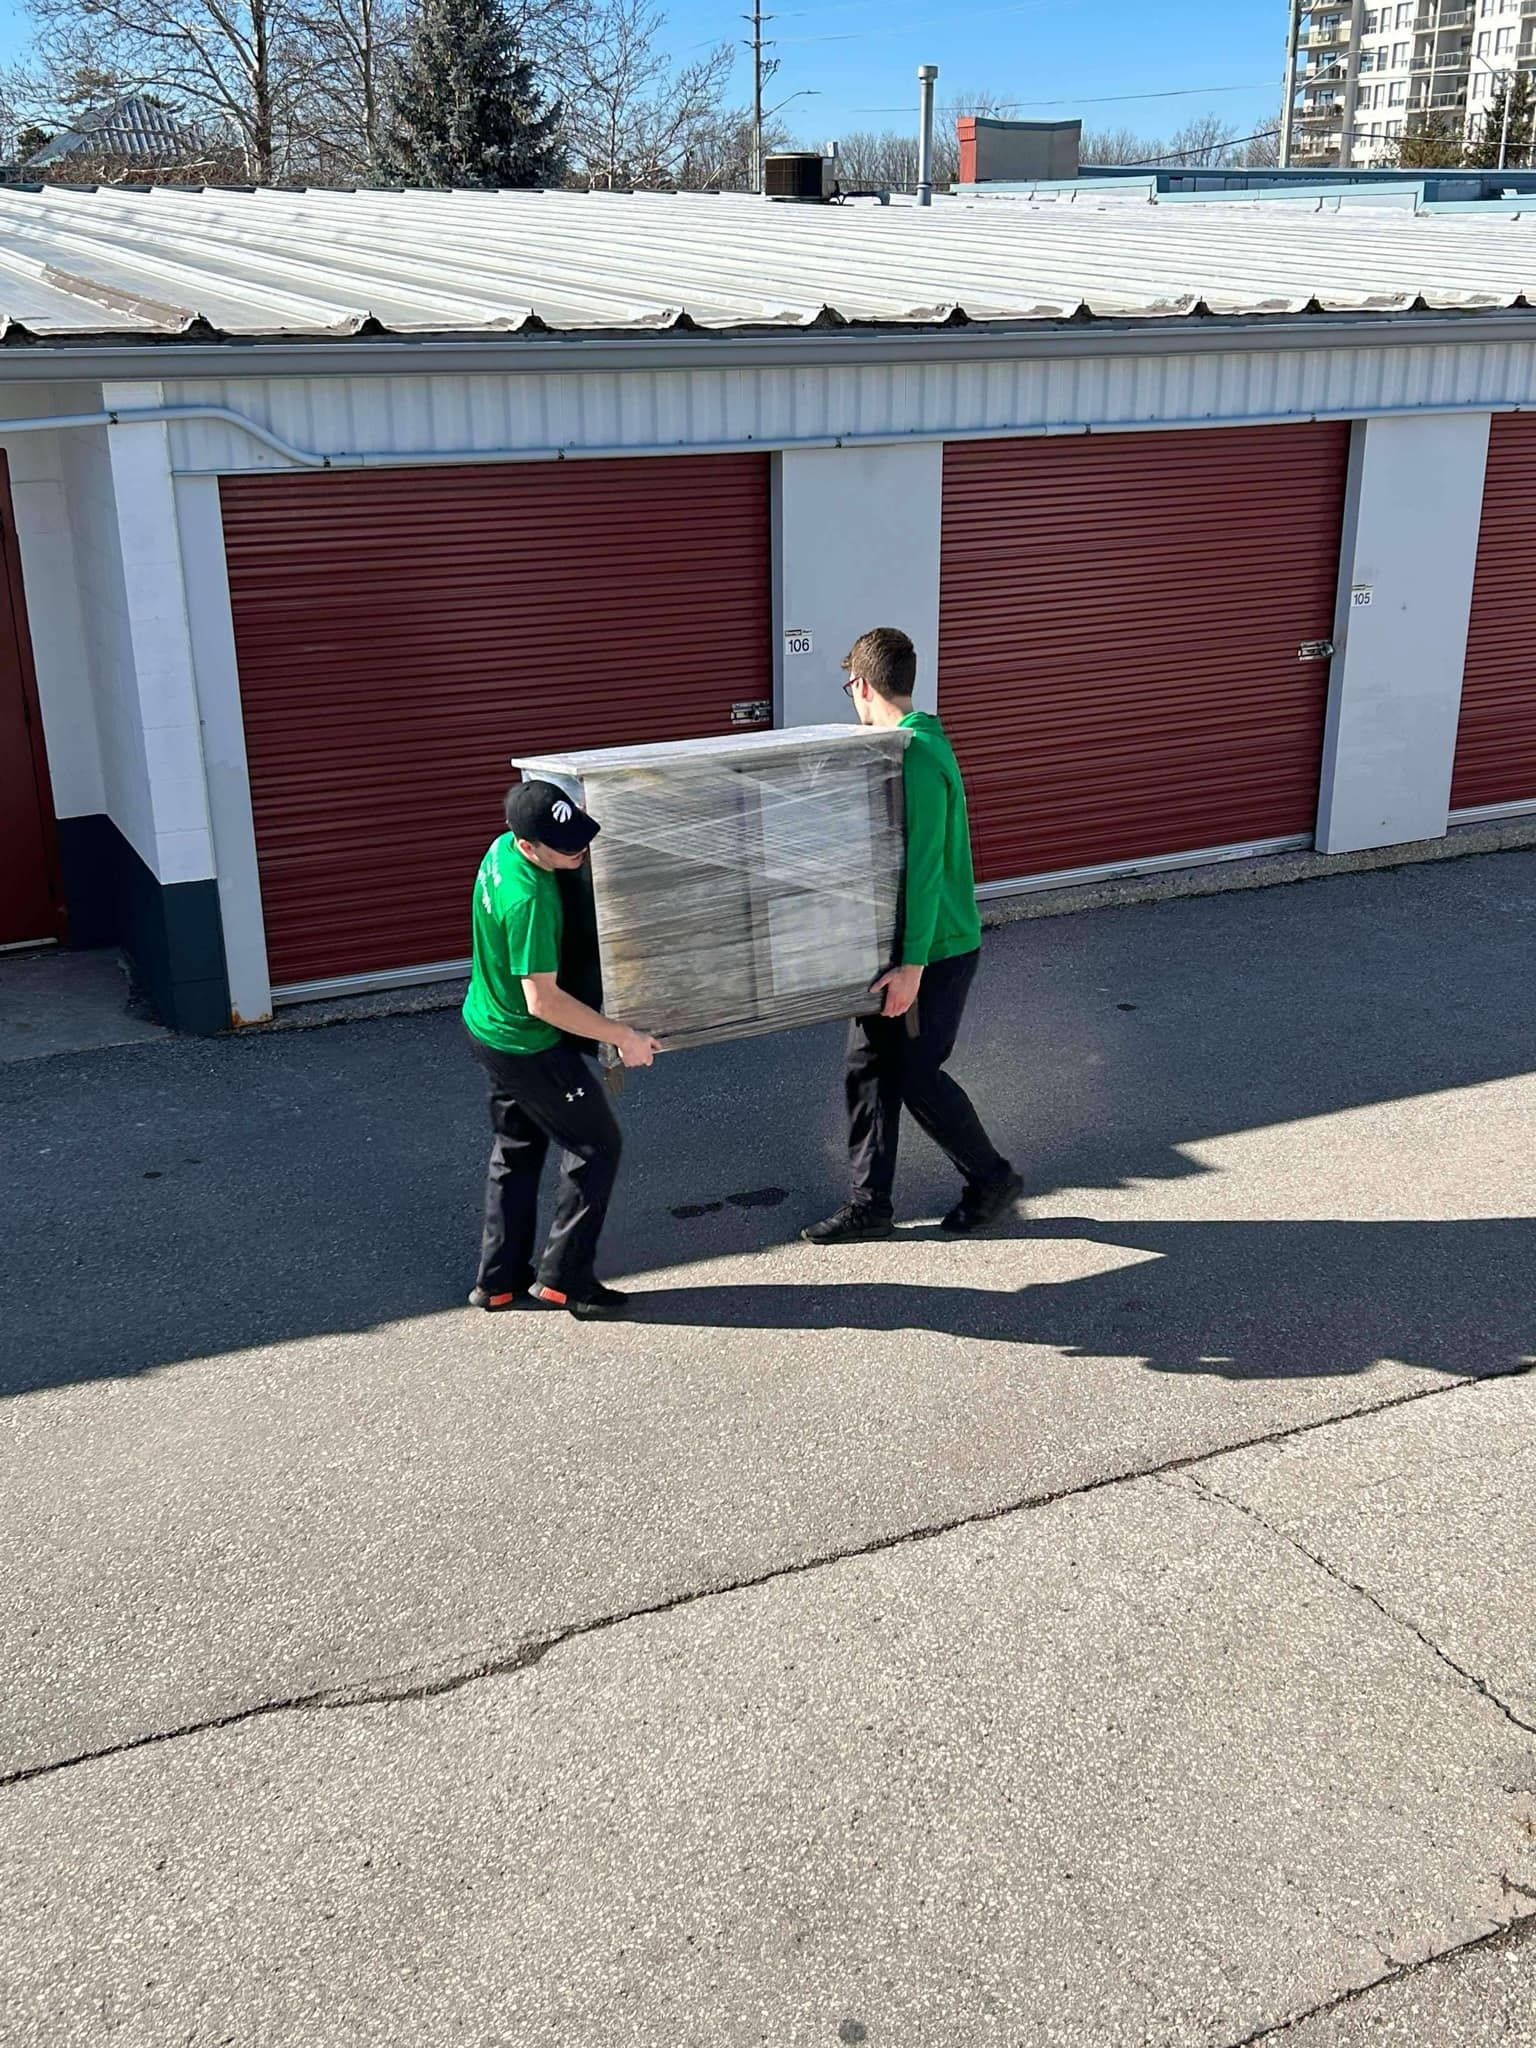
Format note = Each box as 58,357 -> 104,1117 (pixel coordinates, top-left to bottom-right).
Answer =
378,0 -> 563,188
1465,71 -> 1535,170
1390,113 -> 1463,170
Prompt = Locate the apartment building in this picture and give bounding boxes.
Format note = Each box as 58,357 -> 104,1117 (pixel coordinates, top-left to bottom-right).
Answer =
1283,0 -> 1535,167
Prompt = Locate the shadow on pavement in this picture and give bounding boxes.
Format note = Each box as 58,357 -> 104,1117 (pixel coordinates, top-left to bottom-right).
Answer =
629,1218 -> 1536,1381
3,850 -> 1535,1396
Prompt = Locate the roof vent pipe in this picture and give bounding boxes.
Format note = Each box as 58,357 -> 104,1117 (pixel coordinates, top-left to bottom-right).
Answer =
916,63 -> 938,206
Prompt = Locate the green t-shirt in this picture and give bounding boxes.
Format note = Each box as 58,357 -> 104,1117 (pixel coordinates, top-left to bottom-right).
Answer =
898,710 -> 984,968
462,834 -> 563,1055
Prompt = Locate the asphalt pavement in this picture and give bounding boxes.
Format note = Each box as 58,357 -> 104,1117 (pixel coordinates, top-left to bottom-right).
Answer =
2,849 -> 1534,2045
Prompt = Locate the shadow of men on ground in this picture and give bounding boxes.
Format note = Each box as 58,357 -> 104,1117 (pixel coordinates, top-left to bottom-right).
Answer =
5,849 -> 1536,1397
629,1218 -> 1536,1382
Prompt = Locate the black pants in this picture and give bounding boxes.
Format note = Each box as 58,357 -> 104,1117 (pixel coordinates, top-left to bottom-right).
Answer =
846,948 -> 1009,1210
467,1031 -> 623,1298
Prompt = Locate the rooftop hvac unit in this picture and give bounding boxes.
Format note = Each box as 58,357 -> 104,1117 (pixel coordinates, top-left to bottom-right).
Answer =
513,726 -> 909,1051
764,151 -> 829,202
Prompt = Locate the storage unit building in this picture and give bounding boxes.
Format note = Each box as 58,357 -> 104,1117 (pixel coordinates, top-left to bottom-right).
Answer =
2,182 -> 1536,1028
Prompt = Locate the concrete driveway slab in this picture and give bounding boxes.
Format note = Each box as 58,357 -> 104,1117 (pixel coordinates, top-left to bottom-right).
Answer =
4,1474 -> 1534,2048
0,946 -> 165,1062
0,1245 -> 1481,1781
3,853 -> 1535,1777
1268,1929 -> 1536,2044
1194,1371 -> 1536,1734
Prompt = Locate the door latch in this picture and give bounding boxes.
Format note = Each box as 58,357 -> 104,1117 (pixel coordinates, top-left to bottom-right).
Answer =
730,699 -> 772,723
1297,639 -> 1335,662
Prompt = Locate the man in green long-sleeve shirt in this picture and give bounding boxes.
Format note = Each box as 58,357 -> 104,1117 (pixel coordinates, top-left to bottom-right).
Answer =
804,626 -> 1022,1244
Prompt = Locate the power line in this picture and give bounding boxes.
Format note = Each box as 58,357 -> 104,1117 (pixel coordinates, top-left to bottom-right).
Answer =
1136,126 -> 1282,164
852,78 -> 1277,115
776,1 -> 1052,48
688,0 -> 1057,55
779,0 -> 1067,24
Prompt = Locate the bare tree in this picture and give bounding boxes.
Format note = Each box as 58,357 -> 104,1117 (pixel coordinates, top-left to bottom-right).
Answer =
1241,118 -> 1281,168
544,0 -> 732,188
670,105 -> 787,191
291,0 -> 407,176
833,127 -> 916,190
1080,125 -> 1163,166
2,54 -> 128,157
1158,113 -> 1239,166
22,0 -> 306,181
5,0 -> 562,183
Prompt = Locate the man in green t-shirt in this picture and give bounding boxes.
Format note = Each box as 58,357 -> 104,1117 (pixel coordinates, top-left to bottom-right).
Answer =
804,626 -> 1022,1245
463,779 -> 660,1321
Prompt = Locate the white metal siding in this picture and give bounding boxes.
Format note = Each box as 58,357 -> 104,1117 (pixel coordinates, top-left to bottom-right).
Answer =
58,417 -> 160,871
0,381 -> 105,821
163,340 -> 1536,472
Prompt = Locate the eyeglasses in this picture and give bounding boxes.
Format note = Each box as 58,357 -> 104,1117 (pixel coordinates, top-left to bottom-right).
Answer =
841,675 -> 861,696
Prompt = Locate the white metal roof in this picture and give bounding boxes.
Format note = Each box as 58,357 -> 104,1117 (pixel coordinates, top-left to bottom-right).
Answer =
6,182 -> 1536,344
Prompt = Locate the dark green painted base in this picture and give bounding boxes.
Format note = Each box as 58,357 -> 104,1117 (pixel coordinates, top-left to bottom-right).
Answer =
55,813 -> 121,950
55,814 -> 230,1036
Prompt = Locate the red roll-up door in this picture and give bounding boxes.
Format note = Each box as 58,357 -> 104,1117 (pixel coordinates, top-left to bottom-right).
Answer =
221,455 -> 771,988
1452,412 -> 1536,813
0,452 -> 64,947
939,424 -> 1349,884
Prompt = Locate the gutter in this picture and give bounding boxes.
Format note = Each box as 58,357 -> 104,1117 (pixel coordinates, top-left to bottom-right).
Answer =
3,306 -> 1536,382
6,392 -> 1536,476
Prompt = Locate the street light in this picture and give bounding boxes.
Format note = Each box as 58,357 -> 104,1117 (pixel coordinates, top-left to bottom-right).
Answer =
764,88 -> 820,123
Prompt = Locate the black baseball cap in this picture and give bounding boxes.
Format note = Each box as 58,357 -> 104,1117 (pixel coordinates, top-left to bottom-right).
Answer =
505,778 -> 601,854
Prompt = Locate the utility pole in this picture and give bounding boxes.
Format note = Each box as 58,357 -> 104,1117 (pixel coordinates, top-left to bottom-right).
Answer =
1339,0 -> 1366,168
1279,0 -> 1302,169
745,0 -> 772,195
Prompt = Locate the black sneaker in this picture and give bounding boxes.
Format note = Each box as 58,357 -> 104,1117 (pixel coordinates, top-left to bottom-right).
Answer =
941,1171 -> 1025,1236
467,1285 -> 531,1312
801,1203 -> 896,1246
531,1281 -> 632,1321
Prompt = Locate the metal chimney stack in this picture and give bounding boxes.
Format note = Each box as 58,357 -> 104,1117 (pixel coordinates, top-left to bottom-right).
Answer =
916,63 -> 939,207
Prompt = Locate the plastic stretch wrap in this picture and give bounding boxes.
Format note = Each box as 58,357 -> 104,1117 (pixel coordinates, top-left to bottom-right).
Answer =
514,726 -> 910,1051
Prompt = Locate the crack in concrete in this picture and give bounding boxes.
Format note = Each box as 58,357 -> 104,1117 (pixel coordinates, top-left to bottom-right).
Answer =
1178,1469 -> 1536,1739
2,1362 -> 1531,1795
1216,1905 -> 1536,2046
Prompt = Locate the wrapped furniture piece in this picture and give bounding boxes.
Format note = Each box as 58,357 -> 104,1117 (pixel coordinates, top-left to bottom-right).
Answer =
513,725 -> 909,1051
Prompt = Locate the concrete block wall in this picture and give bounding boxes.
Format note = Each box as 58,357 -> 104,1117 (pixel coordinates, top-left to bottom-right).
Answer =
58,418 -> 156,873
0,384 -> 104,833
98,384 -> 216,892
0,378 -> 227,1030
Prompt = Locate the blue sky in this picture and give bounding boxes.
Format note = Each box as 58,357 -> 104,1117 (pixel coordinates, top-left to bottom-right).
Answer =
661,0 -> 1285,148
0,0 -> 1288,149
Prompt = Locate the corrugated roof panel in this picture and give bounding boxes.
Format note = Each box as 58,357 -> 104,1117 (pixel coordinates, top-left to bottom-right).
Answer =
4,184 -> 1536,342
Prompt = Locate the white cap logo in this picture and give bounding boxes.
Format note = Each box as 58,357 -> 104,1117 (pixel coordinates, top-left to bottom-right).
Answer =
552,799 -> 574,824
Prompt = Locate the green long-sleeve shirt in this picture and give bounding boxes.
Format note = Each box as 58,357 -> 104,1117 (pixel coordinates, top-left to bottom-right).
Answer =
897,710 -> 984,968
